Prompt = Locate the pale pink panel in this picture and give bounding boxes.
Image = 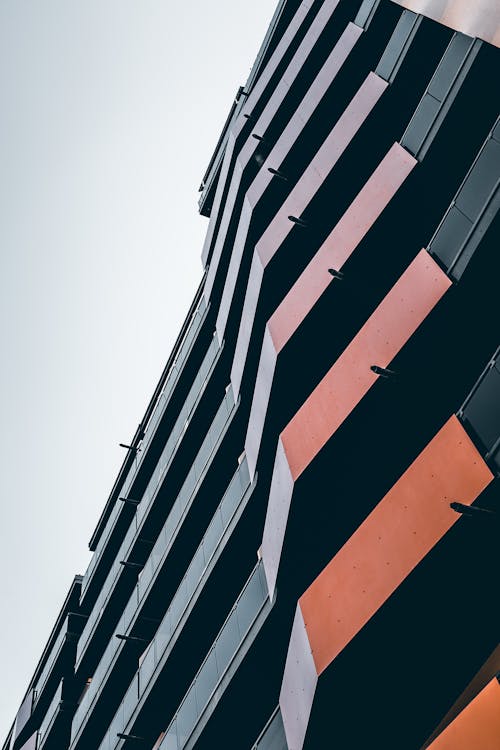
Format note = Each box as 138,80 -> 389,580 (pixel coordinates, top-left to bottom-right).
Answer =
256,23 -> 366,265
269,142 -> 416,352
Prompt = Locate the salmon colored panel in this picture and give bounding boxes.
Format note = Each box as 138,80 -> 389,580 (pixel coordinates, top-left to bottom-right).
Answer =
269,142 -> 416,352
281,249 -> 452,480
299,415 -> 493,675
255,25 -> 369,269
427,679 -> 500,750
424,644 -> 500,747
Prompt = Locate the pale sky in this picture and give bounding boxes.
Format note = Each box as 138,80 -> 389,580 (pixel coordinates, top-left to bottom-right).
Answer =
0,0 -> 279,737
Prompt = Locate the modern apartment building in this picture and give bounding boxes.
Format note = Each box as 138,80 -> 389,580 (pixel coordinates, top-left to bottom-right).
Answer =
3,1 -> 500,748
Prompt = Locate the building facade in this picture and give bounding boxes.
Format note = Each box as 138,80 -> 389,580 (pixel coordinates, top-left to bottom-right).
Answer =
3,1 -> 500,748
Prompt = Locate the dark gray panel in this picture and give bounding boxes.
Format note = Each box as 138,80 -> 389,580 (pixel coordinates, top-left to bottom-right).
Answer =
400,35 -> 481,160
428,33 -> 474,102
463,365 -> 500,455
450,187 -> 500,279
429,205 -> 472,268
354,0 -> 380,29
375,10 -> 421,83
429,118 -> 500,279
455,139 -> 500,221
401,93 -> 440,156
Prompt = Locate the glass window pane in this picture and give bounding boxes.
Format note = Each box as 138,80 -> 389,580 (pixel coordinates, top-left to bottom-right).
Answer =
215,609 -> 240,677
195,649 -> 218,714
156,609 -> 172,656
161,720 -> 179,750
139,642 -> 156,694
175,686 -> 197,748
237,567 -> 265,637
169,577 -> 187,628
123,676 -> 139,721
184,549 -> 204,600
203,509 -> 223,562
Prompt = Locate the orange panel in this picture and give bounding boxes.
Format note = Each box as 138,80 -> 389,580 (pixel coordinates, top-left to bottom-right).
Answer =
299,415 -> 493,675
269,142 -> 416,352
427,679 -> 500,750
425,644 -> 500,746
281,249 -> 452,480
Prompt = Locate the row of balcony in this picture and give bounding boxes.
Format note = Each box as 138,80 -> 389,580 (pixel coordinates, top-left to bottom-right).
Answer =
96,561 -> 270,750
71,388 -> 241,746
88,457 -> 251,749
76,332 -> 221,670
80,297 -> 209,601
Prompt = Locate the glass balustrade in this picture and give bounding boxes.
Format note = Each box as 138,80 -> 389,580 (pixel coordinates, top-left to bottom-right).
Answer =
76,336 -> 221,668
93,458 -> 253,750
72,394 -> 240,748
251,708 -> 288,750
81,299 -> 208,599
71,591 -> 139,742
33,618 -> 69,705
37,680 -> 63,749
161,561 -> 269,750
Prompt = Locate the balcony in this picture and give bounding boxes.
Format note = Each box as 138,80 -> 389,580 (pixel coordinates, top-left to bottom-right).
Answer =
251,709 -> 288,750
76,333 -> 222,671
32,613 -> 85,712
80,297 -> 209,602
160,561 -> 271,750
71,455 -> 252,748
11,690 -> 35,748
37,681 -> 63,750
96,560 -> 270,750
